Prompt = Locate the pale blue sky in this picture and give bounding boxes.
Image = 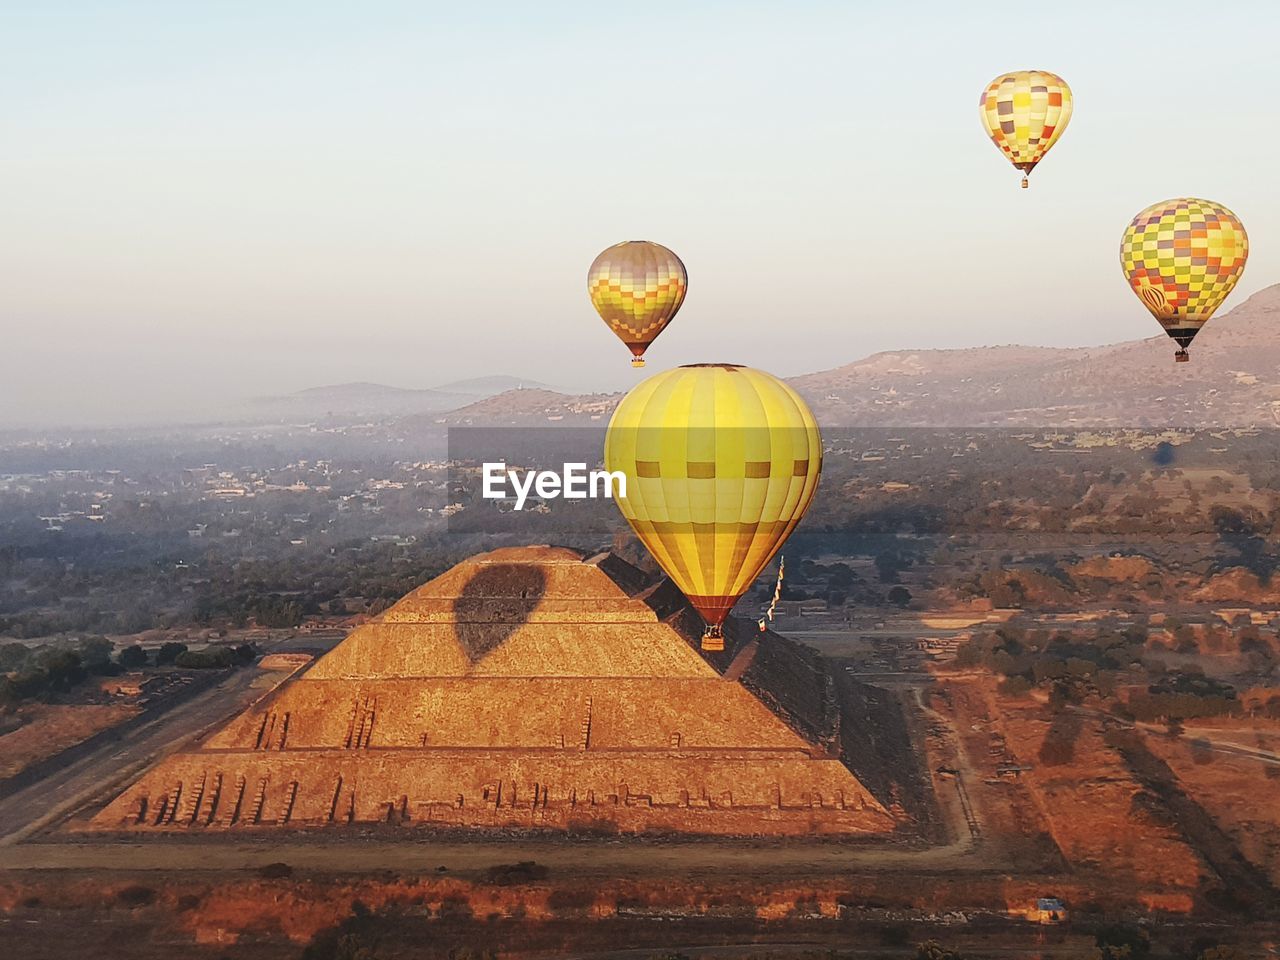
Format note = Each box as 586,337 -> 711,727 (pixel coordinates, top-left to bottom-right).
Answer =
2,1 -> 1277,425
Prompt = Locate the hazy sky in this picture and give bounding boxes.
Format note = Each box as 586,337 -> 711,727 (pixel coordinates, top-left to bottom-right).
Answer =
3,1 -> 1277,426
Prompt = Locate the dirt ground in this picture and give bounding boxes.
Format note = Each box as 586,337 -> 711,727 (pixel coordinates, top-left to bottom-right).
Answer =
3,670 -> 1278,957
957,681 -> 1211,911
0,866 -> 1274,960
1146,730 -> 1280,887
0,703 -> 139,780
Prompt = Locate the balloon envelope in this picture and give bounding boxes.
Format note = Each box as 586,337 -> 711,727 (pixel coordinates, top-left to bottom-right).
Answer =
1120,197 -> 1248,360
588,241 -> 687,367
604,364 -> 822,649
979,70 -> 1073,186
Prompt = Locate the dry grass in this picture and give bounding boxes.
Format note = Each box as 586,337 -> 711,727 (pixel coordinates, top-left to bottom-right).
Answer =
0,703 -> 139,780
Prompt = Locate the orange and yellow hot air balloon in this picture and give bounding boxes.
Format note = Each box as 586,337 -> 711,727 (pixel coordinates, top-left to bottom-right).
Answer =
604,364 -> 822,651
979,70 -> 1073,188
588,240 -> 687,367
1120,198 -> 1248,362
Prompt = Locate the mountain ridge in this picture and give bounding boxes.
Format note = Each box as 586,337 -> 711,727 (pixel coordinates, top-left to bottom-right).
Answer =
440,284 -> 1280,428
250,375 -> 558,420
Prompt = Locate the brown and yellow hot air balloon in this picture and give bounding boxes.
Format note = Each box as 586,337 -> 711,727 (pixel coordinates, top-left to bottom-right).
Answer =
588,240 -> 687,367
1120,198 -> 1249,362
979,70 -> 1073,188
604,364 -> 822,651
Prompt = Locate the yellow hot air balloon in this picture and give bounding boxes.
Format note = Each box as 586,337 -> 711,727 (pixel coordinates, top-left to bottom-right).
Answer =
979,70 -> 1073,188
1120,198 -> 1248,362
588,240 -> 687,367
604,364 -> 822,651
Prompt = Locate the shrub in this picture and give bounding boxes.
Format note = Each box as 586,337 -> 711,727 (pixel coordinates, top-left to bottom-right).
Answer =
916,940 -> 966,960
116,885 -> 156,907
117,645 -> 148,669
155,642 -> 188,665
174,647 -> 234,669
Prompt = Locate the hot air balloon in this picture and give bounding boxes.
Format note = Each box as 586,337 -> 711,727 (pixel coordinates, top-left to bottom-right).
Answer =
604,363 -> 822,651
978,70 -> 1073,188
588,241 -> 687,367
1120,198 -> 1248,362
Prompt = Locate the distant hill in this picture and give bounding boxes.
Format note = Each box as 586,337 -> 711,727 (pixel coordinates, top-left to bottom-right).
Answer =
431,375 -> 556,395
437,388 -> 618,425
428,284 -> 1280,429
252,375 -> 557,420
251,382 -> 459,418
790,283 -> 1280,427
289,382 -> 448,402
260,285 -> 1280,428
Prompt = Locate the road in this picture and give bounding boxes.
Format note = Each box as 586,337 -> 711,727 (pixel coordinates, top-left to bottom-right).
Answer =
0,667 -> 286,847
0,831 -> 1012,876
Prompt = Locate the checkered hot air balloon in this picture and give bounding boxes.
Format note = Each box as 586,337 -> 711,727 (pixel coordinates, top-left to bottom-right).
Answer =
1121,198 -> 1249,362
979,70 -> 1073,188
604,364 -> 822,652
588,241 -> 687,367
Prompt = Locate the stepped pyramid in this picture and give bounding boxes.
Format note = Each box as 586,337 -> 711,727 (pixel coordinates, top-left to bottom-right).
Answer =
90,546 -> 900,835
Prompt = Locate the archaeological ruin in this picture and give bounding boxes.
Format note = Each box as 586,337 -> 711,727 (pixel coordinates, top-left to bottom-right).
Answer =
90,546 -> 906,835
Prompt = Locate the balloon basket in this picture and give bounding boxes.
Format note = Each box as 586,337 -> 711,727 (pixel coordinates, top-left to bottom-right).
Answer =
1021,177 -> 1029,189
700,624 -> 724,652
631,357 -> 645,368
1175,350 -> 1190,363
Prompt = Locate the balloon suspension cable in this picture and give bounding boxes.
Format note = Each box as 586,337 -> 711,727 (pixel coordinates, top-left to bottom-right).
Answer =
631,356 -> 646,368
1175,349 -> 1190,363
758,556 -> 785,633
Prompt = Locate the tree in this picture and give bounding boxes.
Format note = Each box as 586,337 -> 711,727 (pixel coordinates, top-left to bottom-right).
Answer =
40,650 -> 87,693
999,675 -> 1032,697
1091,923 -> 1151,960
0,642 -> 29,671
155,642 -> 188,666
874,552 -> 908,584
174,647 -> 234,669
117,645 -> 148,669
77,636 -> 115,674
887,585 -> 912,608
231,643 -> 258,665
252,596 -> 304,628
1210,505 -> 1256,537
301,901 -> 387,960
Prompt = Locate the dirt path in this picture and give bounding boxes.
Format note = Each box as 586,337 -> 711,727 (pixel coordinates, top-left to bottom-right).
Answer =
1,827 -> 1018,876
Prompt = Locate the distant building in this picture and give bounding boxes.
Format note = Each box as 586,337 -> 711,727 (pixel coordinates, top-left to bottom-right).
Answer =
207,487 -> 249,499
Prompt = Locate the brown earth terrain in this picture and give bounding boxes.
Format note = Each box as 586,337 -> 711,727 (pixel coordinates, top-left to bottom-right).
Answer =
5,546 -> 1280,957
995,696 -> 1207,911
1144,732 -> 1280,888
0,703 -> 139,781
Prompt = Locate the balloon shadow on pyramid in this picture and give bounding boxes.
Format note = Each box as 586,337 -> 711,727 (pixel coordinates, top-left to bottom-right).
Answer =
451,563 -> 548,666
